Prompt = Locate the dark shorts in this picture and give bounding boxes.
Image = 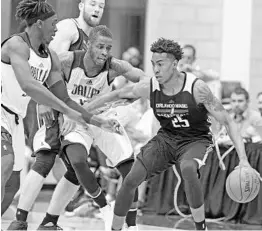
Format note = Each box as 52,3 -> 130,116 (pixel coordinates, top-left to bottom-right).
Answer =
1,126 -> 14,158
23,100 -> 61,155
136,129 -> 213,180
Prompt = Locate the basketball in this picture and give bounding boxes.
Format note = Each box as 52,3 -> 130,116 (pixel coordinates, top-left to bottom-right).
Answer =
226,167 -> 260,203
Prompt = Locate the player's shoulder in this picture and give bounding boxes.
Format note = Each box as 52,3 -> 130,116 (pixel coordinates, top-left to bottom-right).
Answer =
57,50 -> 76,69
57,18 -> 77,29
3,35 -> 28,51
56,18 -> 79,36
186,71 -> 198,80
2,34 -> 30,59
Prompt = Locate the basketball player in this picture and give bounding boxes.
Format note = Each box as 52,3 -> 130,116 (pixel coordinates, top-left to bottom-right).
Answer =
49,0 -> 104,54
84,38 -> 252,230
48,0 -> 106,211
1,0 -> 120,226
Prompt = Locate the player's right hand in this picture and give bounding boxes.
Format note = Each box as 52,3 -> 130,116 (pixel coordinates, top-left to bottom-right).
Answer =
100,118 -> 124,135
38,104 -> 55,127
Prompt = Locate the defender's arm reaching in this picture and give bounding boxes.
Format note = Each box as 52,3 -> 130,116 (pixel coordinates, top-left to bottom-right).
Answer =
109,57 -> 148,83
85,79 -> 151,113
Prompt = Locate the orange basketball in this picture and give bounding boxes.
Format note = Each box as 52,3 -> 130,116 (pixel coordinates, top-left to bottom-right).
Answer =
226,167 -> 260,203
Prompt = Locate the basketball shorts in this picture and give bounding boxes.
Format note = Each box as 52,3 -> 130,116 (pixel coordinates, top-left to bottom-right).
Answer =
61,107 -> 134,167
1,106 -> 25,171
24,101 -> 61,154
137,128 -> 214,180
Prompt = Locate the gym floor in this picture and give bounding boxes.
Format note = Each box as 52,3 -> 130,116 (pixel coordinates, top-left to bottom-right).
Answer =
2,189 -> 262,230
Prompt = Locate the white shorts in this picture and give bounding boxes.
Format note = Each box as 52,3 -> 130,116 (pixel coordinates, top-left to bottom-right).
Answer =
1,107 -> 25,171
62,107 -> 134,167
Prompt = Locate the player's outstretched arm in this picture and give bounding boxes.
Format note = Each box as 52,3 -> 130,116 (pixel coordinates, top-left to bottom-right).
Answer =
49,19 -> 79,54
193,79 -> 250,166
5,36 -> 78,118
109,57 -> 148,82
84,79 -> 151,112
46,49 -> 120,131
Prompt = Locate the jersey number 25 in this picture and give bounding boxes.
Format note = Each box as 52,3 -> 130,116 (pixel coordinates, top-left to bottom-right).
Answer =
172,115 -> 190,128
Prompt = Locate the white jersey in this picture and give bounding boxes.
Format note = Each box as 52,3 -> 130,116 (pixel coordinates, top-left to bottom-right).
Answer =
64,51 -> 112,106
1,32 -> 52,118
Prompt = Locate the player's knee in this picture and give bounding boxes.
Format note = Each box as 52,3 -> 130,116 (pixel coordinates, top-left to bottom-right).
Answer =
122,174 -> 140,191
1,154 -> 14,179
180,160 -> 198,181
64,168 -> 80,186
31,151 -> 56,178
65,144 -> 87,167
5,171 -> 20,197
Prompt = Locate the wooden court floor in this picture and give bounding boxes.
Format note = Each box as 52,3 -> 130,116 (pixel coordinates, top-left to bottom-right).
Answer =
2,190 -> 262,230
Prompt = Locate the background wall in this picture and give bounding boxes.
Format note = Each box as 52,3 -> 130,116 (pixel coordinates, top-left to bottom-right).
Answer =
144,0 -> 223,75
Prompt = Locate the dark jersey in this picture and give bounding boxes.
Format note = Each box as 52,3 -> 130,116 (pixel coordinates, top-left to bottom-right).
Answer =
150,72 -> 212,140
69,19 -> 89,52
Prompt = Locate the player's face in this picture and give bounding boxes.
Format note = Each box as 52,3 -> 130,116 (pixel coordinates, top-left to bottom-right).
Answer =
230,93 -> 248,115
89,35 -> 112,66
41,15 -> 58,45
257,94 -> 262,115
151,52 -> 176,84
81,0 -> 105,27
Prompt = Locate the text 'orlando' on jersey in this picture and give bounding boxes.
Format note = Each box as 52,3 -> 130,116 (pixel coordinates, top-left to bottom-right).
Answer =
1,32 -> 52,118
150,72 -> 212,139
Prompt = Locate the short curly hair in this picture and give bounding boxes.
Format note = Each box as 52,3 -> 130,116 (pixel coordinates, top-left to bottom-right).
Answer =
89,25 -> 113,43
150,38 -> 183,61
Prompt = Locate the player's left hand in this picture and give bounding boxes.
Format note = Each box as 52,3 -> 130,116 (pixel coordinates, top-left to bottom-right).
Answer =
60,116 -> 76,137
100,118 -> 123,135
236,159 -> 262,181
38,104 -> 55,128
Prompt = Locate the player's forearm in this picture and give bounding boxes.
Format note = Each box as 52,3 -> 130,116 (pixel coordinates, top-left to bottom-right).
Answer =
224,118 -> 248,161
84,91 -> 120,112
23,81 -> 71,115
65,98 -> 105,127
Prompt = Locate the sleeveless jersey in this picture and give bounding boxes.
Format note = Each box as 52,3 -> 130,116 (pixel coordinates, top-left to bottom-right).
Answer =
1,32 -> 52,118
65,51 -> 113,106
150,73 -> 212,139
69,19 -> 89,52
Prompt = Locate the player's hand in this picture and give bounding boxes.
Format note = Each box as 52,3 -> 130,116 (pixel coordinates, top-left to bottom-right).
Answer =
236,160 -> 262,182
38,104 -> 54,127
60,116 -> 76,136
100,118 -> 123,135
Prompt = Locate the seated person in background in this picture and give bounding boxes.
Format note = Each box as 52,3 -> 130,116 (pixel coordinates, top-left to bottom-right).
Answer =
178,44 -> 221,99
257,92 -> 262,117
218,87 -> 262,145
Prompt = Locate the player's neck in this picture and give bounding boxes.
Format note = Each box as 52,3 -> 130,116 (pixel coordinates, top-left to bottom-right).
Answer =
162,72 -> 185,94
76,17 -> 93,36
26,29 -> 44,53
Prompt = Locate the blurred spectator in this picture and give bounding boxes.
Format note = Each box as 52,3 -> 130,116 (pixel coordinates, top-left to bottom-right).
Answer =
257,92 -> 262,116
218,88 -> 262,145
178,44 -> 221,99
